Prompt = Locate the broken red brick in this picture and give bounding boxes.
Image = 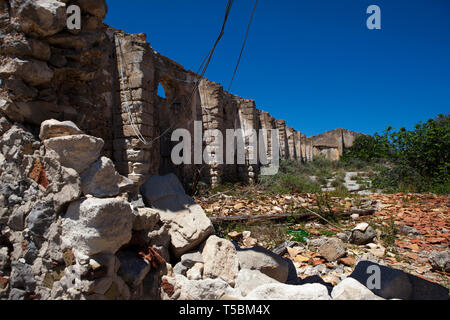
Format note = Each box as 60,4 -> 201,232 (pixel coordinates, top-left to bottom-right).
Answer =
28,158 -> 49,188
161,279 -> 174,297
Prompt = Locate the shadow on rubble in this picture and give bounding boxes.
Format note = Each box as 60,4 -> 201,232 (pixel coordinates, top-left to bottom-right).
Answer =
284,258 -> 449,300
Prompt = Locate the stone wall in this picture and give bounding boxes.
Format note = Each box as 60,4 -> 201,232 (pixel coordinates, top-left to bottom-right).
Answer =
0,0 -> 116,158
310,129 -> 365,161
0,0 -> 362,189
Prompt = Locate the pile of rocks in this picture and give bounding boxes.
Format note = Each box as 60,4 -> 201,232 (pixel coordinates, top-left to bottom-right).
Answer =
0,119 -> 448,300
0,118 -> 381,300
0,119 -> 169,300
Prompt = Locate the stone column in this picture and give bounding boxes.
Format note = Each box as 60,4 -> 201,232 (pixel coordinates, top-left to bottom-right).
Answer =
113,32 -> 157,186
275,120 -> 288,160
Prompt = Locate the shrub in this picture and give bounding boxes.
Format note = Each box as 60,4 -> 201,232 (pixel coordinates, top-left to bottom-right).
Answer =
342,114 -> 450,194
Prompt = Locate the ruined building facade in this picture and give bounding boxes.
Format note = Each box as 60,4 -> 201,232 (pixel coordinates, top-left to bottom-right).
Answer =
310,129 -> 364,161
0,1 -> 361,188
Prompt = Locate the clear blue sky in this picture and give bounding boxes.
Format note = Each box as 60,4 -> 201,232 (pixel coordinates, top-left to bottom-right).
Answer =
105,0 -> 450,136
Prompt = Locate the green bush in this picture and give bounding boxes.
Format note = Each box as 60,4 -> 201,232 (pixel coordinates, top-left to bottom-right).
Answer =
342,114 -> 450,194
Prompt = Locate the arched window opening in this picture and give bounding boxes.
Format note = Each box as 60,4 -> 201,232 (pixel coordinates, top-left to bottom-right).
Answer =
157,82 -> 166,99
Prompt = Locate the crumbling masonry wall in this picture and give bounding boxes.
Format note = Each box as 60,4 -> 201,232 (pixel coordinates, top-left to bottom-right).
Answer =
0,0 -> 361,189
310,129 -> 364,161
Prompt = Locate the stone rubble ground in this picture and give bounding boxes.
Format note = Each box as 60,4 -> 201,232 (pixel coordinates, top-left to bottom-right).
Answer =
195,189 -> 450,292
0,119 -> 447,300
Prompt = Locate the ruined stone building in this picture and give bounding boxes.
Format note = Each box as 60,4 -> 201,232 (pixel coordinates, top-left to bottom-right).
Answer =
0,1 -> 362,189
310,129 -> 364,161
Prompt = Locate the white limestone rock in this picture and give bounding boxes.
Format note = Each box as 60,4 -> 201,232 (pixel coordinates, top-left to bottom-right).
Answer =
201,235 -> 239,286
245,283 -> 331,300
80,157 -> 121,198
61,198 -> 133,258
133,207 -> 160,231
174,274 -> 238,300
236,246 -> 289,283
39,119 -> 83,141
331,277 -> 384,300
235,269 -> 279,297
44,134 -> 104,174
140,174 -> 214,258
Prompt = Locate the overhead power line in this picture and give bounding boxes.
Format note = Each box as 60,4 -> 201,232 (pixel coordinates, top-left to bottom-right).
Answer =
228,0 -> 258,92
118,0 -> 235,145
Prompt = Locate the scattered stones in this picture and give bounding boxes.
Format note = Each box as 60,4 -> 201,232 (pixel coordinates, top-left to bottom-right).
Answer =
180,251 -> 204,269
350,223 -> 377,245
245,283 -> 331,300
140,174 -> 214,258
308,237 -> 328,247
236,246 -> 289,283
201,235 -> 239,286
272,241 -> 297,256
338,256 -> 356,267
8,288 -> 26,300
318,238 -> 346,262
399,225 -> 421,236
331,277 -> 384,300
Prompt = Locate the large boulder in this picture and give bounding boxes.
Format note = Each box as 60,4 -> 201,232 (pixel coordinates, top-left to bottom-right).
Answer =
39,119 -> 83,141
9,0 -> 67,37
331,277 -> 384,300
44,134 -> 104,174
80,157 -> 121,198
235,269 -> 279,297
140,174 -> 214,258
201,236 -> 239,286
236,246 -> 289,283
61,198 -> 133,258
244,283 -> 331,300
